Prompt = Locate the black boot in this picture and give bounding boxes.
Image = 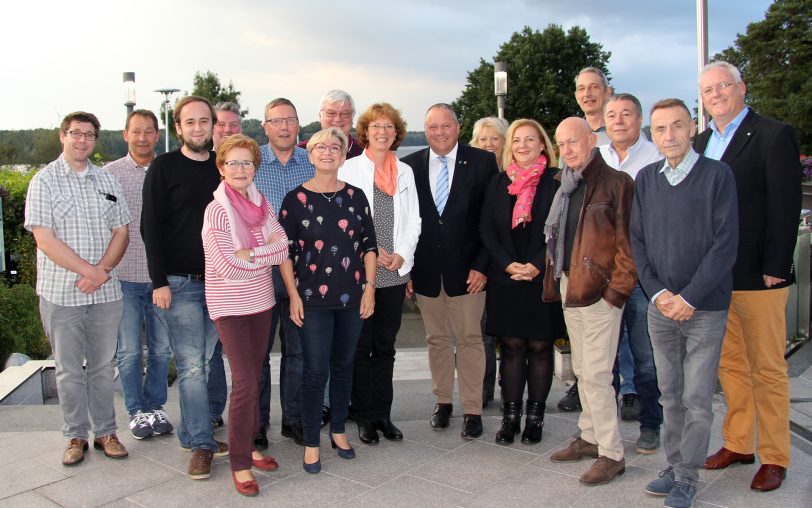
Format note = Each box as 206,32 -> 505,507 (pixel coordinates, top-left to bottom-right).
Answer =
521,401 -> 544,444
495,401 -> 522,444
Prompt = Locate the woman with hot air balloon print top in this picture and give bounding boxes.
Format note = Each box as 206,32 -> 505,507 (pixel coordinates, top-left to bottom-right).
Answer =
278,127 -> 377,473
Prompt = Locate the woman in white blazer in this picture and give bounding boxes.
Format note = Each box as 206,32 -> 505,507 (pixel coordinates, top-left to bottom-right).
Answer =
338,102 -> 421,444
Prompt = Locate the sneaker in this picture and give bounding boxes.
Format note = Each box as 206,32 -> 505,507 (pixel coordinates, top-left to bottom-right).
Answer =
188,448 -> 213,480
664,480 -> 697,508
180,440 -> 229,457
636,427 -> 660,454
150,409 -> 174,435
129,410 -> 154,440
557,382 -> 581,412
211,416 -> 225,432
620,393 -> 642,421
644,465 -> 675,496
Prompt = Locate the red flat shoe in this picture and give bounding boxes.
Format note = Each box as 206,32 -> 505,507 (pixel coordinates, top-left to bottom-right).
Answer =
252,455 -> 279,471
232,471 -> 259,496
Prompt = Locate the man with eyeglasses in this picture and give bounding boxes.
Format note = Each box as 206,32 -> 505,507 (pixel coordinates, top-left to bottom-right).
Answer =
253,97 -> 315,449
105,109 -> 174,441
213,101 -> 243,150
142,95 -> 225,480
695,61 -> 802,493
25,111 -> 132,466
297,89 -> 363,159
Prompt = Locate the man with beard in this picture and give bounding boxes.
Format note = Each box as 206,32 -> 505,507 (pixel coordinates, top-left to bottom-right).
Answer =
142,95 -> 225,480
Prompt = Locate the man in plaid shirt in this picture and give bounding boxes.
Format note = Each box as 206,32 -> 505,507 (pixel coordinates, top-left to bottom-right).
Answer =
24,111 -> 132,466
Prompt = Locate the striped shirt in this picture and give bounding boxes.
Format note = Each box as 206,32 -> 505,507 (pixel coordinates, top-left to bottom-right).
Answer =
255,145 -> 314,214
202,198 -> 289,320
24,154 -> 132,306
104,153 -> 150,283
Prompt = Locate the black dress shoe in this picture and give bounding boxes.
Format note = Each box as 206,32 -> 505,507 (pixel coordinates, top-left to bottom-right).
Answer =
254,426 -> 269,450
430,403 -> 453,429
376,419 -> 404,440
461,414 -> 483,439
281,422 -> 304,446
357,422 -> 379,444
321,406 -> 331,428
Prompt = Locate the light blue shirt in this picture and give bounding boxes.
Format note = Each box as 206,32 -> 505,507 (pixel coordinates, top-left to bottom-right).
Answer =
255,145 -> 314,214
599,135 -> 663,180
659,147 -> 700,187
703,107 -> 749,160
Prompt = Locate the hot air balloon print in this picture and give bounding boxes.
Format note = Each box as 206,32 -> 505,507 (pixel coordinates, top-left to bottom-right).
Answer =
355,270 -> 361,284
304,288 -> 313,300
316,216 -> 323,225
325,267 -> 332,277
319,285 -> 328,298
348,229 -> 355,239
341,257 -> 351,272
340,293 -> 350,306
309,264 -> 317,274
315,240 -> 324,252
335,196 -> 343,207
302,219 -> 310,229
338,219 -> 348,232
296,192 -> 307,207
347,188 -> 354,198
330,245 -> 338,256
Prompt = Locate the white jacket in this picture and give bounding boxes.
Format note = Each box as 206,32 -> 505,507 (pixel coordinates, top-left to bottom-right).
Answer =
339,154 -> 421,277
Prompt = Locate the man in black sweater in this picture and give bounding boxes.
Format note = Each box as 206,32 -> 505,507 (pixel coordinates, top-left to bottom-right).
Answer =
141,96 -> 224,480
630,99 -> 738,507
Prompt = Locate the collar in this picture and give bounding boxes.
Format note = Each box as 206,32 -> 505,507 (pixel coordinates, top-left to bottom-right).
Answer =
429,143 -> 459,162
709,106 -> 749,137
57,153 -> 97,175
126,151 -> 154,170
264,144 -> 309,165
608,134 -> 646,159
660,148 -> 700,174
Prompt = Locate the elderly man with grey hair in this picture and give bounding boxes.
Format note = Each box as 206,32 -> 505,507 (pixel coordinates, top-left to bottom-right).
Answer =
212,101 -> 243,150
297,89 -> 363,159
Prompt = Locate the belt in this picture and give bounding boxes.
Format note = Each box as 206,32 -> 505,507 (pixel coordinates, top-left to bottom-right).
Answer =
169,273 -> 204,282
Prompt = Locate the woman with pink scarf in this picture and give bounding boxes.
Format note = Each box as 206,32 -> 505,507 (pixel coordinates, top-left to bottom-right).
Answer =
202,134 -> 288,496
479,119 -> 565,445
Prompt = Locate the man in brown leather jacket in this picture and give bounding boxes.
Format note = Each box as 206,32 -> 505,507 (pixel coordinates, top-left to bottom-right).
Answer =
544,117 -> 636,486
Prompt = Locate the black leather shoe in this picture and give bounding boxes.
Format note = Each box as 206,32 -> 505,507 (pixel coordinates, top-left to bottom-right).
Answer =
430,403 -> 453,429
254,426 -> 269,450
376,419 -> 403,440
281,422 -> 304,446
461,414 -> 483,439
357,422 -> 379,444
321,406 -> 331,428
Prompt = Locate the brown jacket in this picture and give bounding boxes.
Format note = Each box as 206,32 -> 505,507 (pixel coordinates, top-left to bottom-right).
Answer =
542,153 -> 637,308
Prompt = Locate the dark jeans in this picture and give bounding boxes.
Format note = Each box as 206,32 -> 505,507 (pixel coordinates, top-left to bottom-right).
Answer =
258,268 -> 302,427
207,339 -> 227,419
351,284 -> 406,422
299,306 -> 362,446
214,310 -> 272,471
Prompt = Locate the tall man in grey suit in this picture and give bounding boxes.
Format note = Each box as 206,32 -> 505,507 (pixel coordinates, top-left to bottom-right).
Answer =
402,104 -> 498,439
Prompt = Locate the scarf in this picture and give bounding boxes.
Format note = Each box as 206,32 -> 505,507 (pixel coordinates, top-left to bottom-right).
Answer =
220,181 -> 271,249
366,148 -> 398,196
506,155 -> 547,228
544,148 -> 598,279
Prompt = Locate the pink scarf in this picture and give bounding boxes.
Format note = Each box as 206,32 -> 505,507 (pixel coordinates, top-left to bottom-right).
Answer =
506,155 -> 547,228
223,182 -> 270,249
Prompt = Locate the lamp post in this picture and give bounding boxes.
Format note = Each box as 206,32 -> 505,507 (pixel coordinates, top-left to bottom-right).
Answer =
494,61 -> 508,120
155,88 -> 180,153
123,72 -> 136,116
696,0 -> 709,131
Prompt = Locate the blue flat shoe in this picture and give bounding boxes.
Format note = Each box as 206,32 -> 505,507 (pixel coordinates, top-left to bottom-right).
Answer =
331,435 -> 356,459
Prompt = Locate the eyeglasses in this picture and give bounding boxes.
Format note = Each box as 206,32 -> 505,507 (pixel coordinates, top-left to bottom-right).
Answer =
216,121 -> 241,129
223,160 -> 256,169
264,117 -> 299,127
313,144 -> 343,155
369,123 -> 395,131
321,110 -> 353,120
66,130 -> 97,141
700,81 -> 739,96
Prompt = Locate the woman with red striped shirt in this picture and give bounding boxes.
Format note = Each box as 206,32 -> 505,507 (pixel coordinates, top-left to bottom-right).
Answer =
202,134 -> 288,496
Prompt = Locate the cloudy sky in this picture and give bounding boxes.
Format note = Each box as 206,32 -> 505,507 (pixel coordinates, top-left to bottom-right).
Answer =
2,0 -> 772,132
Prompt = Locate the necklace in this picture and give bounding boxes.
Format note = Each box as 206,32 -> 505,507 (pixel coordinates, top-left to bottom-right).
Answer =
313,179 -> 339,202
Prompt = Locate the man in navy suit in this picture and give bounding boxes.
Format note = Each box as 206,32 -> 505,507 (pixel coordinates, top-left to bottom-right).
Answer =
696,61 -> 802,492
402,104 -> 498,439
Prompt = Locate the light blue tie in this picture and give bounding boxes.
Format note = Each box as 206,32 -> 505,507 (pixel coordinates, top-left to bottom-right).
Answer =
435,155 -> 449,215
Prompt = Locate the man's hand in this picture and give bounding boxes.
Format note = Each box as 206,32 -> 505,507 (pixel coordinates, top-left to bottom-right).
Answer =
763,275 -> 786,288
467,269 -> 487,294
405,280 -> 414,300
664,294 -> 694,322
75,264 -> 110,294
654,290 -> 675,315
153,286 -> 172,310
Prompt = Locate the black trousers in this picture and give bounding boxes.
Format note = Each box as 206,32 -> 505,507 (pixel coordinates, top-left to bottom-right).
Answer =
351,283 -> 406,422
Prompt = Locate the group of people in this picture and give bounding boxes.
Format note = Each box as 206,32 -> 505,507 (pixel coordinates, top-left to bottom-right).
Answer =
24,59 -> 801,506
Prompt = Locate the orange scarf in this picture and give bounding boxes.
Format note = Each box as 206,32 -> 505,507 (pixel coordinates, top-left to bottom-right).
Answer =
365,149 -> 398,196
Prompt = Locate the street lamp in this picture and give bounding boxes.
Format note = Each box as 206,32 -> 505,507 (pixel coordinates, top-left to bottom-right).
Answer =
494,61 -> 508,120
155,88 -> 180,153
123,72 -> 136,116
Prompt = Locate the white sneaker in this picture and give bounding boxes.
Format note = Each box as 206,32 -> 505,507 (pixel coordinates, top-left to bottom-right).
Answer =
129,410 -> 154,440
149,409 -> 174,435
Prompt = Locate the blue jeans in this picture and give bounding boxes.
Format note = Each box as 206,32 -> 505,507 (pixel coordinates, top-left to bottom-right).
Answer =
617,331 -> 636,395
648,305 -> 727,483
299,306 -> 362,446
616,284 -> 662,430
117,280 -> 171,414
207,339 -> 227,419
156,275 -> 219,451
258,267 -> 302,426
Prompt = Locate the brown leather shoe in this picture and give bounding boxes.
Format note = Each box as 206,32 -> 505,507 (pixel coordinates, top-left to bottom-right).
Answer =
189,448 -> 214,480
750,464 -> 786,491
704,446 -> 755,469
550,437 -> 599,463
93,434 -> 129,459
579,456 -> 626,485
62,438 -> 88,466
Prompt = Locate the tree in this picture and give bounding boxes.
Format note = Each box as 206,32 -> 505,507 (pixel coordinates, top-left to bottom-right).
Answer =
452,25 -> 611,139
160,70 -> 247,139
714,0 -> 812,152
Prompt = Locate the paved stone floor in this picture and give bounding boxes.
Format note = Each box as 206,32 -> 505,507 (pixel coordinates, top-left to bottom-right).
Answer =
1,349 -> 810,507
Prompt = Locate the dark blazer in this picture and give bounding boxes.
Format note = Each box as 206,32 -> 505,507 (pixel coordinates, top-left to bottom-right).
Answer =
694,109 -> 802,290
402,144 -> 498,297
479,168 -> 560,285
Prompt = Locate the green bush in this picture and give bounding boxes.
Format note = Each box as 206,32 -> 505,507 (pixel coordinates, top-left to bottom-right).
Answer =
1,166 -> 39,286
0,283 -> 50,369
